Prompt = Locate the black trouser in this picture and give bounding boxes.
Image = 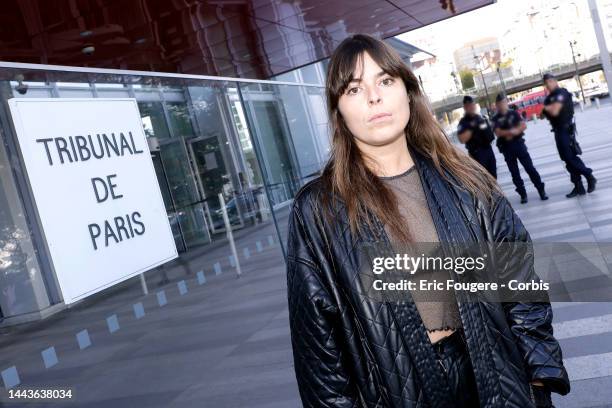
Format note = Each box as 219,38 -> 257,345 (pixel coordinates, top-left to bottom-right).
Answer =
469,146 -> 497,179
554,127 -> 592,185
433,329 -> 480,407
502,139 -> 544,196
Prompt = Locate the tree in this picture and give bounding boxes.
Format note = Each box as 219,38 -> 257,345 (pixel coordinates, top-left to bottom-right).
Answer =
459,69 -> 475,90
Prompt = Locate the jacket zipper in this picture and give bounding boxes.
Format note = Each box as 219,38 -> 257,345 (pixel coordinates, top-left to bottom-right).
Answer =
438,358 -> 448,376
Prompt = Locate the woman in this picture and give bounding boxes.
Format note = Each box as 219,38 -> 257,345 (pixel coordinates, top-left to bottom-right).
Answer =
286,34 -> 569,407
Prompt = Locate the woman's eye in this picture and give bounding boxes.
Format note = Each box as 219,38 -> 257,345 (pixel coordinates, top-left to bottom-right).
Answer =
346,87 -> 360,95
381,78 -> 395,86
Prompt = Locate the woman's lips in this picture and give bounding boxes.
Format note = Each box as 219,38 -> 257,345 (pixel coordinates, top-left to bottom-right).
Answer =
368,112 -> 392,122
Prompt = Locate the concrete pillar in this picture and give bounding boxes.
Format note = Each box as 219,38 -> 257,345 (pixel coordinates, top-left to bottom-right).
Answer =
589,0 -> 612,96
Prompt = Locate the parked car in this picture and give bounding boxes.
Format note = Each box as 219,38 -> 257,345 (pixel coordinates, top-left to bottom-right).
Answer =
213,186 -> 264,230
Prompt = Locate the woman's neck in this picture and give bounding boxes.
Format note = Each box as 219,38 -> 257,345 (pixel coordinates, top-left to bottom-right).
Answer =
359,134 -> 414,177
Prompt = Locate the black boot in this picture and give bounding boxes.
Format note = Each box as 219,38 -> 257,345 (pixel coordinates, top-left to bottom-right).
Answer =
520,193 -> 528,204
586,174 -> 597,193
566,183 -> 586,198
537,186 -> 549,201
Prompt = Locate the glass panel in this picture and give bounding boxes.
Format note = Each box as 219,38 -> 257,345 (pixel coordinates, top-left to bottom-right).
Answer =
0,66 -> 317,406
94,83 -> 126,89
151,151 -> 186,253
228,91 -> 264,186
298,63 -> 322,85
187,85 -> 257,236
0,97 -> 51,318
166,102 -> 193,138
138,101 -> 171,139
305,86 -> 332,161
252,99 -> 299,204
96,89 -> 131,98
159,138 -> 211,248
57,88 -> 94,98
188,137 -> 235,234
56,82 -> 91,87
239,81 -> 330,250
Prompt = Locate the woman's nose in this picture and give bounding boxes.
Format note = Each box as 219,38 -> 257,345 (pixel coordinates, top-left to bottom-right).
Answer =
367,86 -> 382,105
368,88 -> 382,105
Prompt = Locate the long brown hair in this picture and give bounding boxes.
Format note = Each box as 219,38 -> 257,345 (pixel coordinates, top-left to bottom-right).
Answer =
320,34 -> 499,242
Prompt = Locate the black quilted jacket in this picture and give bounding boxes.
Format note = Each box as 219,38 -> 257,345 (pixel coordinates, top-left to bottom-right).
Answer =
286,148 -> 570,407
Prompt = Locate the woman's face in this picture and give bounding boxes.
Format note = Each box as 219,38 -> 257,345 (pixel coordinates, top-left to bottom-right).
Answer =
337,52 -> 411,149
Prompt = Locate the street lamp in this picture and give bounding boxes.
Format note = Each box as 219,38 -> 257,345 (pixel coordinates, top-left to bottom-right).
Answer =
536,46 -> 544,77
496,63 -> 507,96
450,63 -> 461,93
472,47 -> 491,112
569,40 -> 586,103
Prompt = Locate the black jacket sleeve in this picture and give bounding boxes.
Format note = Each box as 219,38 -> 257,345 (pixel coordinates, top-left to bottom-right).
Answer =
490,193 -> 571,396
286,201 -> 359,407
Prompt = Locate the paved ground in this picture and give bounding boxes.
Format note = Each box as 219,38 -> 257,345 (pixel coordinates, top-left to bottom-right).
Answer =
1,104 -> 612,407
0,215 -> 299,408
491,104 -> 612,408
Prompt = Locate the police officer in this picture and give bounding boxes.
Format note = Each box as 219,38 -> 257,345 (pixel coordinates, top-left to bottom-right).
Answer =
492,93 -> 548,204
542,73 -> 597,198
457,95 -> 497,178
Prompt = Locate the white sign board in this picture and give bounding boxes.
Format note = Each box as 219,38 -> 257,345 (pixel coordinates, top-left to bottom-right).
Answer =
8,98 -> 178,304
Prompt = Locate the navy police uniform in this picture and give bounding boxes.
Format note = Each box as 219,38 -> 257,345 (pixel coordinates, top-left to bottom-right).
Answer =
457,113 -> 497,178
542,83 -> 594,194
492,108 -> 545,198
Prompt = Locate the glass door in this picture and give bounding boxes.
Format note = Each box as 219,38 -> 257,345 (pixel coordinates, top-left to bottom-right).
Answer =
158,137 -> 211,248
151,151 -> 187,253
187,136 -> 257,235
250,99 -> 301,206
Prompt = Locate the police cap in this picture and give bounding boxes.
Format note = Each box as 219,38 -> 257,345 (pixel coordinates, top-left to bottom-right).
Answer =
463,95 -> 474,105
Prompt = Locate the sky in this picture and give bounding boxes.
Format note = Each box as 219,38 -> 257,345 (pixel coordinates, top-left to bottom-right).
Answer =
398,0 -> 507,55
397,0 -> 598,59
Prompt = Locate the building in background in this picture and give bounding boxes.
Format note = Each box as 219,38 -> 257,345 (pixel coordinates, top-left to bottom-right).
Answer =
454,37 -> 500,71
453,37 -> 512,91
501,0 -> 599,78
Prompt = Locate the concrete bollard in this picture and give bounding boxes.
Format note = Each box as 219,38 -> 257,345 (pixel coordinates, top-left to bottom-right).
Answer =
256,194 -> 269,222
139,273 -> 148,295
579,101 -> 584,112
532,114 -> 537,122
219,193 -> 242,277
595,97 -> 600,109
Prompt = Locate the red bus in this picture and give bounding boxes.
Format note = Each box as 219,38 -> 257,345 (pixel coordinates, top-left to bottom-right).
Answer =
509,90 -> 547,119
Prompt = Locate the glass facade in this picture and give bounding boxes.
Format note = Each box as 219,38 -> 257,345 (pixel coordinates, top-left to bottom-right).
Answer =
0,66 -> 330,323
0,111 -> 51,318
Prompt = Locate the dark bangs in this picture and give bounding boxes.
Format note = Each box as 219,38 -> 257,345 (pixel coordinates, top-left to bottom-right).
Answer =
326,34 -> 420,112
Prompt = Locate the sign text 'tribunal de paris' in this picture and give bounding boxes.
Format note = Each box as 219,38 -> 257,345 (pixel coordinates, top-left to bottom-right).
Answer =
8,98 -> 178,303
